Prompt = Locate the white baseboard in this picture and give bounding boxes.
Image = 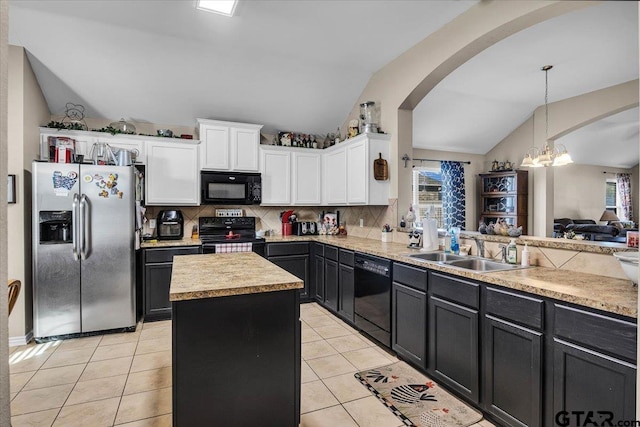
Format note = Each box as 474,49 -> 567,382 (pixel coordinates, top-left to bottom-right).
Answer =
9,330 -> 33,347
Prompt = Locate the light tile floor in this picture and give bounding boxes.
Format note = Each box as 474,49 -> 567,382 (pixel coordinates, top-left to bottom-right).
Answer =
9,303 -> 496,427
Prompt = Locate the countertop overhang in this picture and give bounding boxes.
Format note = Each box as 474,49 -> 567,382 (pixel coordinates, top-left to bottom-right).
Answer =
169,252 -> 303,301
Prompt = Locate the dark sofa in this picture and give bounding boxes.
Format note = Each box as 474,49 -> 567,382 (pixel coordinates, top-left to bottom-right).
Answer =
553,218 -> 626,242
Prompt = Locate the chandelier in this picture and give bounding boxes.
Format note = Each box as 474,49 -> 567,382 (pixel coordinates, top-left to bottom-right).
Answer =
521,65 -> 573,168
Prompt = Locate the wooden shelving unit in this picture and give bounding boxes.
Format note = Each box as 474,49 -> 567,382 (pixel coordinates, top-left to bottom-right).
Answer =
478,170 -> 528,234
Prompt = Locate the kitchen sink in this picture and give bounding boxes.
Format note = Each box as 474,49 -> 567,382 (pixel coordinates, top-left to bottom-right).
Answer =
404,251 -> 528,273
446,258 -> 525,272
408,252 -> 466,262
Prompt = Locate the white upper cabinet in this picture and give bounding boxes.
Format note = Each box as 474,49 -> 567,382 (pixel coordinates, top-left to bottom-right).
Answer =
145,139 -> 200,206
323,146 -> 348,205
292,151 -> 322,205
260,147 -> 291,205
324,133 -> 390,206
260,146 -> 322,206
198,119 -> 263,172
346,139 -> 367,204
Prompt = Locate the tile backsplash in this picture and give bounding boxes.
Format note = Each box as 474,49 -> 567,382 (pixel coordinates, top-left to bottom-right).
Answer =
144,198 -> 404,243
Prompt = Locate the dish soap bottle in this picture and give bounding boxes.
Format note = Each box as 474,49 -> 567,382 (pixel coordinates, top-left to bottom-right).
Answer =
450,229 -> 460,255
521,242 -> 530,267
507,238 -> 517,264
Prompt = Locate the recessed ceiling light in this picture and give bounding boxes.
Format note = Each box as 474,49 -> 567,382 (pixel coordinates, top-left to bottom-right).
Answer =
196,0 -> 237,17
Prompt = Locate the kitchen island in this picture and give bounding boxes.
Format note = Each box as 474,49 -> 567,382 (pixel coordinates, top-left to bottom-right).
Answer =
169,252 -> 303,427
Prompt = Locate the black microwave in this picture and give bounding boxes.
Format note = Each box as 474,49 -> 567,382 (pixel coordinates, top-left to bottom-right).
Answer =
201,171 -> 261,205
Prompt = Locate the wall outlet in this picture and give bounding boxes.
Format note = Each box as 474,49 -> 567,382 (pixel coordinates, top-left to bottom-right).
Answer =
359,218 -> 364,227
149,219 -> 157,229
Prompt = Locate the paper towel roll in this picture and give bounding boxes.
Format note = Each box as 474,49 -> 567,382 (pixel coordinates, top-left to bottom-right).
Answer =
422,219 -> 439,251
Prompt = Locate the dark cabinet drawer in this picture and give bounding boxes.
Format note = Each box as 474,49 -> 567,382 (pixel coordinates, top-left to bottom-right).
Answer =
486,287 -> 544,330
393,263 -> 427,292
313,243 -> 324,257
554,304 -> 637,362
429,272 -> 479,309
339,249 -> 354,267
145,246 -> 200,263
325,245 -> 338,261
266,242 -> 309,257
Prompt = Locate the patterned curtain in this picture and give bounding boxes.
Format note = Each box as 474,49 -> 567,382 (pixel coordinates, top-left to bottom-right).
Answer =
616,173 -> 633,222
440,161 -> 466,230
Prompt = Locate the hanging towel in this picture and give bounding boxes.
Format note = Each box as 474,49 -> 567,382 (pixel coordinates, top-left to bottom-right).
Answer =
214,243 -> 253,253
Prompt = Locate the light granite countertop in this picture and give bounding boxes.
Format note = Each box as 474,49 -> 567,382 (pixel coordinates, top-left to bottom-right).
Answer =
154,234 -> 637,318
169,252 -> 303,301
265,235 -> 638,318
140,237 -> 202,249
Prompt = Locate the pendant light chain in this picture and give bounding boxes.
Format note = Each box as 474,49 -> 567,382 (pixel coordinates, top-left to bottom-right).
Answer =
521,64 -> 573,168
544,65 -> 549,141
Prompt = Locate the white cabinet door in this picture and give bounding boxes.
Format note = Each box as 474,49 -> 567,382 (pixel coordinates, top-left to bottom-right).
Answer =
146,141 -> 199,205
200,124 -> 230,170
260,148 -> 291,205
231,127 -> 260,172
347,139 -> 367,204
292,152 -> 321,205
323,146 -> 347,205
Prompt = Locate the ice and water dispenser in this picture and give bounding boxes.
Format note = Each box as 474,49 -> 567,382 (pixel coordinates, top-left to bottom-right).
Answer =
39,211 -> 72,244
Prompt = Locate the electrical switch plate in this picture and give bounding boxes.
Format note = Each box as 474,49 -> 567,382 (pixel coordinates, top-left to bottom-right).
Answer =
360,219 -> 364,227
149,219 -> 157,229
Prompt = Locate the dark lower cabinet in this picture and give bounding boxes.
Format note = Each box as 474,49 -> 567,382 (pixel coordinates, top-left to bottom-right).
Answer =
266,243 -> 312,302
314,254 -> 325,301
484,315 -> 543,427
392,282 -> 426,370
143,246 -> 200,322
324,258 -> 339,311
552,339 -> 636,424
173,289 -> 300,426
429,295 -> 479,403
552,303 -> 637,425
337,264 -> 354,322
268,255 -> 310,300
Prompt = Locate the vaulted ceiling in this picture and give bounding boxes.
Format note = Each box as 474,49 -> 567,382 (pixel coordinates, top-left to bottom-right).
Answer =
8,1 -> 639,167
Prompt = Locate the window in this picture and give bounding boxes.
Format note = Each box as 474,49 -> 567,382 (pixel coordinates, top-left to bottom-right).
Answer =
412,168 -> 444,228
605,180 -> 617,215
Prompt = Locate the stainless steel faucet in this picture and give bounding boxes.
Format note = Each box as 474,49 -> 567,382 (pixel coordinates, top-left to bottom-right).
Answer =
474,238 -> 485,258
499,245 -> 507,263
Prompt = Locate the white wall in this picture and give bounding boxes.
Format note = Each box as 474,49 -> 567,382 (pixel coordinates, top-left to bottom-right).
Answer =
8,45 -> 50,342
554,164 -> 637,221
487,80 -> 639,236
1,1 -> 10,423
343,1 -> 590,228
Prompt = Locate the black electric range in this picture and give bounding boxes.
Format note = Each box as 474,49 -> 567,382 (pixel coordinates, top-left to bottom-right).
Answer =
199,216 -> 265,257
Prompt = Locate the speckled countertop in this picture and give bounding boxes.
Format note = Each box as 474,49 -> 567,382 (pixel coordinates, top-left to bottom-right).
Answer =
265,235 -> 637,318
140,237 -> 202,248
169,252 -> 303,301
154,233 -> 636,317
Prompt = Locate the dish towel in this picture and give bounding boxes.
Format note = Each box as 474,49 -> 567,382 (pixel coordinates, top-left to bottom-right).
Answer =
214,243 -> 253,253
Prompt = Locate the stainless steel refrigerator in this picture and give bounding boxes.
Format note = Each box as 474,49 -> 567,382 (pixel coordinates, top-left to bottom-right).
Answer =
32,161 -> 136,339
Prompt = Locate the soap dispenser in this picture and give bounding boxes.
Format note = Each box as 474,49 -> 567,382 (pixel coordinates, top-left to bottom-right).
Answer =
507,238 -> 517,264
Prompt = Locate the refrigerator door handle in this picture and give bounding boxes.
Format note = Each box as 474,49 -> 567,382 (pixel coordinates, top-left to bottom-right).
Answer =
72,193 -> 79,261
80,194 -> 90,260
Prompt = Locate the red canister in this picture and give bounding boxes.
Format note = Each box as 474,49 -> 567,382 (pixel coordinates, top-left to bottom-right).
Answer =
282,223 -> 293,236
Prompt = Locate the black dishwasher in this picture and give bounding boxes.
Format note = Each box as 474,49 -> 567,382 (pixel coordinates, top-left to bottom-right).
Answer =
354,253 -> 392,348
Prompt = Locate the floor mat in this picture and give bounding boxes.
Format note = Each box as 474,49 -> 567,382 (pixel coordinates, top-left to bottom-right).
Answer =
355,362 -> 483,427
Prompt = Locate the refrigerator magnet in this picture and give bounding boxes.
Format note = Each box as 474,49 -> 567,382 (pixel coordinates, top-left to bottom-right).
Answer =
83,175 -> 93,183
